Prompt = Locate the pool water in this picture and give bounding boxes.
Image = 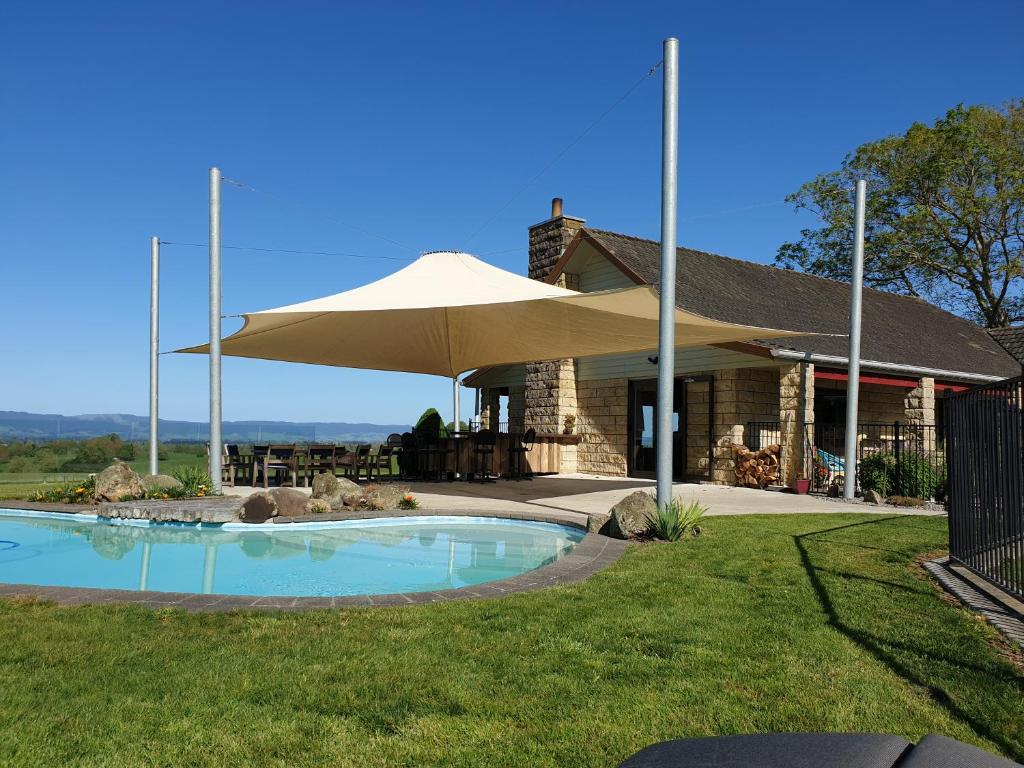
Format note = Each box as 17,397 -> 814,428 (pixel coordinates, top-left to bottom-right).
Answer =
0,510 -> 584,597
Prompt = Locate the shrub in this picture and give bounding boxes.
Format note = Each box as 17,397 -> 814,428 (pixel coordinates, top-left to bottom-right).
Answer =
646,497 -> 706,542
30,476 -> 96,505
398,493 -> 419,510
308,501 -> 330,514
171,465 -> 214,497
858,451 -> 943,500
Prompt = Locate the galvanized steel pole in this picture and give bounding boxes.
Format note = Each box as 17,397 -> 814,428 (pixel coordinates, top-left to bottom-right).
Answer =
149,236 -> 160,476
656,37 -> 679,510
209,167 -> 223,491
843,179 -> 867,500
453,377 -> 460,434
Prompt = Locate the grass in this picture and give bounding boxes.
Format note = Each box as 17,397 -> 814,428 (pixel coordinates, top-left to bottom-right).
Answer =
0,514 -> 1021,767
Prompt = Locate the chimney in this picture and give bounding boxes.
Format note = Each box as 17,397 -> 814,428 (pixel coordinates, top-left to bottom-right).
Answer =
528,197 -> 585,282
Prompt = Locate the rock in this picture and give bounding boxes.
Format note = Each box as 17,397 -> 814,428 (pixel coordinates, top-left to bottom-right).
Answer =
310,472 -> 360,510
101,496 -> 243,524
863,489 -> 885,505
269,487 -> 309,517
141,474 -> 183,493
587,511 -> 610,534
603,490 -> 656,539
365,485 -> 410,511
343,489 -> 368,508
240,492 -> 278,523
95,460 -> 145,502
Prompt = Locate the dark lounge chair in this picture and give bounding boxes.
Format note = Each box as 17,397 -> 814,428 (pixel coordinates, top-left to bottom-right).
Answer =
617,733 -> 1022,768
253,444 -> 303,489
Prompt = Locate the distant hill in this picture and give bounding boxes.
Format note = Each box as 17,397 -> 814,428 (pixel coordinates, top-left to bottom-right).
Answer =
0,411 -> 411,444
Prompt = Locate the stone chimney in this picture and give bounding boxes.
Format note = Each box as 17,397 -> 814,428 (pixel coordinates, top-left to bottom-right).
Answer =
523,199 -> 584,458
528,197 -> 585,284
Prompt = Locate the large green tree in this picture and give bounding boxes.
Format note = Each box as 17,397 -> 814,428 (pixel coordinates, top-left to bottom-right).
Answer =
776,102 -> 1024,327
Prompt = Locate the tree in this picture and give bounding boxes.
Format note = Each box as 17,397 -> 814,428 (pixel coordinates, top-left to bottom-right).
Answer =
776,102 -> 1024,327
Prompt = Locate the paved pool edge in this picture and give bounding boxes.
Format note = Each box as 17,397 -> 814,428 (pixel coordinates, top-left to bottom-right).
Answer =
0,505 -> 626,611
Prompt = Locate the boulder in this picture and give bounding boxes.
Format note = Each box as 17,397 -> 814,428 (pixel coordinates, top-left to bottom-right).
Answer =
365,485 -> 411,511
95,460 -> 145,502
141,474 -> 183,493
310,472 -> 360,510
587,511 -> 611,534
240,492 -> 278,523
269,487 -> 309,517
603,490 -> 656,539
863,489 -> 885,505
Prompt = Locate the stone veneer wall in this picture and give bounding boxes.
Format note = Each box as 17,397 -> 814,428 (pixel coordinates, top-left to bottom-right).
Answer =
575,378 -> 628,476
524,211 -> 585,444
779,362 -> 814,484
507,385 -> 526,434
712,367 -> 782,483
815,379 -> 922,424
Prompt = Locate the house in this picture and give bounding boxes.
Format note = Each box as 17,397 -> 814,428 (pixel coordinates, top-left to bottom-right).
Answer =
465,199 -> 1020,485
989,327 -> 1024,376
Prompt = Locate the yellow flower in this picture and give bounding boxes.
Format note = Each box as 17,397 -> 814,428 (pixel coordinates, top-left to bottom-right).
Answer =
197,492 -> 205,497
162,493 -> 169,499
75,487 -> 86,494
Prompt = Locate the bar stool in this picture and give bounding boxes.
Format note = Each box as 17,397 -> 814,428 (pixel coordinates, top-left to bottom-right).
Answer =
507,428 -> 535,480
471,429 -> 497,482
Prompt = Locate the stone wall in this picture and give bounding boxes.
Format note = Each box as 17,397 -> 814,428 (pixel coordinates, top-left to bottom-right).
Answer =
779,362 -> 814,485
527,213 -> 585,280
479,387 -> 500,430
816,379 -> 922,424
576,378 -> 628,476
713,367 -> 783,483
507,385 -> 526,434
525,359 -> 578,434
524,207 -> 586,439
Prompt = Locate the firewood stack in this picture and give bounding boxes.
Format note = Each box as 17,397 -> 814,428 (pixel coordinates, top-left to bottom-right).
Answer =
731,444 -> 782,489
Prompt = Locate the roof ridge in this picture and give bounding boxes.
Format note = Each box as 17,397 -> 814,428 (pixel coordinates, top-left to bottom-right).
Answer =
581,227 -> 979,324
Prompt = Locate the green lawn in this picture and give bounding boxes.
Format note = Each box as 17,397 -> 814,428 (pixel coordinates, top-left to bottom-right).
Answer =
0,514 -> 1020,767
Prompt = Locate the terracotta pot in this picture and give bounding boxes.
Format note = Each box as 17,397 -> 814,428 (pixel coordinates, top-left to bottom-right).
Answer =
791,478 -> 811,495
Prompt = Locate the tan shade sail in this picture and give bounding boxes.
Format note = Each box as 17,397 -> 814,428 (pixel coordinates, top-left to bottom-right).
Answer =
178,251 -> 807,377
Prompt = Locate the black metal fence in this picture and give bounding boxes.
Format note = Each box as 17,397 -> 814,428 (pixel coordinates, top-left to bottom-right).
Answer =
745,420 -> 945,497
945,376 -> 1023,602
808,422 -> 944,498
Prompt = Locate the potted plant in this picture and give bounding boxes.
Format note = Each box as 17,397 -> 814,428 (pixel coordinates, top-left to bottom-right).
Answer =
791,476 -> 811,494
563,414 -> 576,435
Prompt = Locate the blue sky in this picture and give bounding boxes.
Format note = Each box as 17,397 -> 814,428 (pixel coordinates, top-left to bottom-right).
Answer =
2,0 -> 1021,425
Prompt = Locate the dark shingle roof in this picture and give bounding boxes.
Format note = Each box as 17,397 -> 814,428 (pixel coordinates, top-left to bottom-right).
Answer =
581,228 -> 1019,379
989,327 -> 1024,367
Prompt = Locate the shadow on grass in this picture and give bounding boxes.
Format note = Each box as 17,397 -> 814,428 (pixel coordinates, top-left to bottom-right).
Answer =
794,516 -> 1023,761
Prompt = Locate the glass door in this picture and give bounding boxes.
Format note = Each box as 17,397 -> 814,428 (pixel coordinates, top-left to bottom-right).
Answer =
628,380 -> 684,479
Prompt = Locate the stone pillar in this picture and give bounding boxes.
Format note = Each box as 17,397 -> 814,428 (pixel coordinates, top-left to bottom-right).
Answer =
905,376 -> 936,453
478,388 -> 501,431
507,385 -> 526,434
779,362 -> 814,485
524,199 -> 585,443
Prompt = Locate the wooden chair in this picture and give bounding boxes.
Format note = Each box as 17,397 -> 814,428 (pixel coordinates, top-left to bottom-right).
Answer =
221,443 -> 249,487
370,444 -> 395,481
305,444 -> 337,484
506,428 -> 536,480
471,429 -> 497,482
339,444 -> 372,481
254,444 -> 302,488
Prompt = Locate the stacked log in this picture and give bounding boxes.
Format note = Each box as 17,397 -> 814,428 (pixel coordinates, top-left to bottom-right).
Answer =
731,444 -> 781,489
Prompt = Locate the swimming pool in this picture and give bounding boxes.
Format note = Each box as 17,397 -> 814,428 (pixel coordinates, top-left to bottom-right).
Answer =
0,510 -> 585,597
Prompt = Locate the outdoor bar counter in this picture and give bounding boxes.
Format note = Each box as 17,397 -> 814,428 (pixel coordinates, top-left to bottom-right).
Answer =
443,432 -> 581,478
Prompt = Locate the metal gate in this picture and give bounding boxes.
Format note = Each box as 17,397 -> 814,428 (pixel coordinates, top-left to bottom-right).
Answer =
945,376 -> 1023,601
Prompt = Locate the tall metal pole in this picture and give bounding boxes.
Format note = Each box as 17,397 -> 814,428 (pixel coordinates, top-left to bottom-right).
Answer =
209,167 -> 223,492
843,179 -> 867,500
149,236 -> 160,476
656,37 -> 679,510
453,377 -> 460,434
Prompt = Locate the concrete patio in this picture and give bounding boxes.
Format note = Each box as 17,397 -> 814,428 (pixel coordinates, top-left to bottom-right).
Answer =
222,474 -> 943,529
